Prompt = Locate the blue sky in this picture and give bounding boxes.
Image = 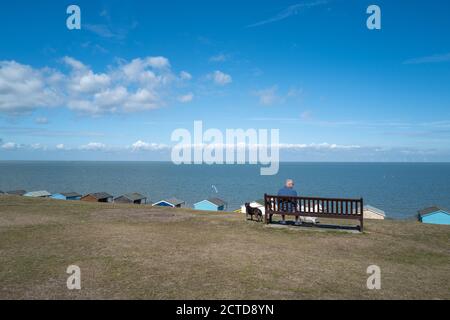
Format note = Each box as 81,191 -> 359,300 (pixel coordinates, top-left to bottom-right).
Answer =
1,0 -> 450,161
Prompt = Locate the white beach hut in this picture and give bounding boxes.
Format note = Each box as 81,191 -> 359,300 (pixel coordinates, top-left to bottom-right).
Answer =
363,205 -> 386,220
24,190 -> 52,198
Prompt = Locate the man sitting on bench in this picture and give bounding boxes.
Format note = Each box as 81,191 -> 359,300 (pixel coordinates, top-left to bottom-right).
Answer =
278,179 -> 300,226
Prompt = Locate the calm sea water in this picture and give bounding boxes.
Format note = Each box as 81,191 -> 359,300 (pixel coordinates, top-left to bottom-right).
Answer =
1,161 -> 449,219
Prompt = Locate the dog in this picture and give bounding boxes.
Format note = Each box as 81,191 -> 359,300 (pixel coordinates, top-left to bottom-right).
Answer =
245,203 -> 263,222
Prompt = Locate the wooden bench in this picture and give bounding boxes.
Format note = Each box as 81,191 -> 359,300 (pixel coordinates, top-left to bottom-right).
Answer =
264,194 -> 364,231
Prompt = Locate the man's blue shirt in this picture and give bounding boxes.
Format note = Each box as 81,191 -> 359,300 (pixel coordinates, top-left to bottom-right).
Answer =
278,187 -> 298,197
277,187 -> 298,212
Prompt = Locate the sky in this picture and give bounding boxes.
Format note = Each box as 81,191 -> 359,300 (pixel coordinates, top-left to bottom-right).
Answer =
1,0 -> 450,162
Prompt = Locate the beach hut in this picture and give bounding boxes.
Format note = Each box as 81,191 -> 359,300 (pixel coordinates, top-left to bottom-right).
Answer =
194,198 -> 227,211
240,199 -> 265,216
24,190 -> 52,198
418,207 -> 450,225
6,190 -> 26,196
114,193 -> 147,204
363,205 -> 386,220
152,198 -> 185,208
51,192 -> 82,201
81,192 -> 113,203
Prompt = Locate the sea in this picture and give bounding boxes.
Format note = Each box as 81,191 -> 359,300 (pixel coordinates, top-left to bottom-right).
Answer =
1,161 -> 449,220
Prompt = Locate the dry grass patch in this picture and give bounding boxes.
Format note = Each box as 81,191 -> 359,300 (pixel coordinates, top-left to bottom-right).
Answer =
0,195 -> 449,300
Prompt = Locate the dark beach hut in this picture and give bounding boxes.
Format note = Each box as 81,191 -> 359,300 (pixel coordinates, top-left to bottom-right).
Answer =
81,192 -> 113,203
6,190 -> 26,196
114,193 -> 147,204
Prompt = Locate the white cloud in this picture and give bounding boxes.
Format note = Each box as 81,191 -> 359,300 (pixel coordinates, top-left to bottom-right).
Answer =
79,142 -> 108,151
130,140 -> 169,151
254,86 -> 279,105
84,21 -> 138,41
0,61 -> 62,114
209,54 -> 229,63
123,88 -> 159,112
180,71 -> 192,80
209,70 -> 232,86
84,24 -> 117,39
35,117 -> 49,124
1,142 -> 19,150
65,57 -> 166,114
62,56 -> 87,72
278,143 -> 361,150
30,143 -> 46,150
403,53 -> 450,65
178,93 -> 194,103
147,56 -> 170,69
246,1 -> 328,28
253,86 -> 301,106
0,56 -> 194,116
70,71 -> 111,93
56,144 -> 66,150
120,57 -> 171,85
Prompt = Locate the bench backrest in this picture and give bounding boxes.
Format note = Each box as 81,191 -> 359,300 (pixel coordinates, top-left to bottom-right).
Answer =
264,194 -> 364,219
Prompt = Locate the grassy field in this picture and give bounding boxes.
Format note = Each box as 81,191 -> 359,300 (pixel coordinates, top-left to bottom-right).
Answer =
0,195 -> 449,300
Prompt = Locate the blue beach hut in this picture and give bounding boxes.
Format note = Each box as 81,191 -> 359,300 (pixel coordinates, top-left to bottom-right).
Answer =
194,198 -> 227,212
418,207 -> 450,225
152,198 -> 185,208
51,192 -> 82,201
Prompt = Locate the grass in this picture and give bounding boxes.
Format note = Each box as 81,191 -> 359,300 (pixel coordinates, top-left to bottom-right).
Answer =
0,195 -> 449,300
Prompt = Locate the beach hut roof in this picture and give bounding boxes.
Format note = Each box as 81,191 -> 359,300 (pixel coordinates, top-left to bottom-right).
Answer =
118,193 -> 147,201
61,192 -> 82,198
24,190 -> 51,197
206,198 -> 227,207
163,198 -> 185,206
6,190 -> 27,196
418,206 -> 449,217
364,205 -> 386,216
88,192 -> 113,200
